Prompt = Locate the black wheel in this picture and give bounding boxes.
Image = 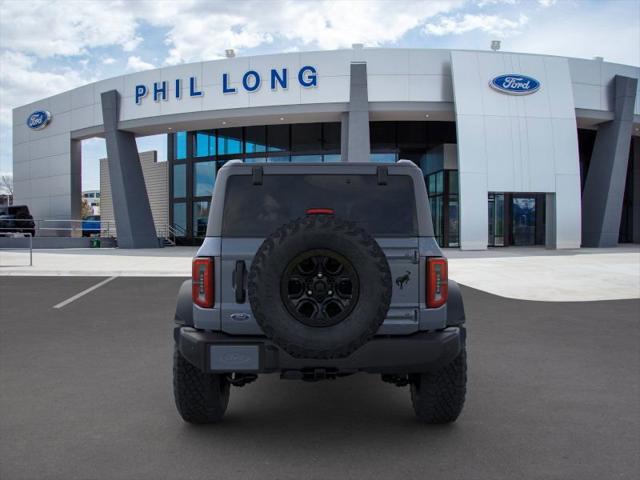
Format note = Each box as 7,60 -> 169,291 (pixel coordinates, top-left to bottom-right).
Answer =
173,344 -> 230,424
248,214 -> 392,359
410,346 -> 467,424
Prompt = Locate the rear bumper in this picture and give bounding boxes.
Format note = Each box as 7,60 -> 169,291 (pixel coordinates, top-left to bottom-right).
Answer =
175,326 -> 464,375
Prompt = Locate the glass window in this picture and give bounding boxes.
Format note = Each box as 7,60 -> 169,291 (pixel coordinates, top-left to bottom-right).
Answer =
448,170 -> 458,195
292,123 -> 322,152
175,131 -> 187,160
323,123 -> 341,151
323,154 -> 341,162
217,127 -> 242,155
194,131 -> 215,157
245,126 -> 267,153
267,124 -> 289,152
267,156 -> 290,163
244,157 -> 266,163
370,153 -> 397,163
173,164 -> 186,198
193,201 -> 210,238
96,193 -> 100,198
222,174 -> 417,237
435,171 -> 444,195
448,198 -> 459,247
370,122 -> 396,150
173,202 -> 187,234
291,155 -> 322,163
397,121 -> 426,149
194,161 -> 216,197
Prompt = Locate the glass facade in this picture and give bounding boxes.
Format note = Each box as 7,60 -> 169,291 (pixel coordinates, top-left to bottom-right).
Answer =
425,170 -> 459,247
169,122 -> 343,242
168,120 -> 459,244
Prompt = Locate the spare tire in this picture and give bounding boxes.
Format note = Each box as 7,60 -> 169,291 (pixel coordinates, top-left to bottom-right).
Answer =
248,214 -> 392,359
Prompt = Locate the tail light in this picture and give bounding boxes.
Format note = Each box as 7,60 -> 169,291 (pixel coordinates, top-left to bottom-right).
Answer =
192,257 -> 214,308
427,257 -> 448,308
305,208 -> 335,215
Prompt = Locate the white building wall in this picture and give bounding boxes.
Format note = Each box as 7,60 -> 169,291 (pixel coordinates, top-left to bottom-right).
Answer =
100,151 -> 168,238
451,51 -> 582,249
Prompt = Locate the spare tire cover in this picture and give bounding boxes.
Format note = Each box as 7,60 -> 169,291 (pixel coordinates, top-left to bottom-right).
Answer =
248,214 -> 392,359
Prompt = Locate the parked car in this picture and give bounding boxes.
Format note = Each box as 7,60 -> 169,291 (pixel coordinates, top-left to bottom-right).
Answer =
0,205 -> 36,237
173,160 -> 467,424
82,215 -> 101,237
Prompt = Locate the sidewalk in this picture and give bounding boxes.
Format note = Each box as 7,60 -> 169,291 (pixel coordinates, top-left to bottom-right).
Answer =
1,245 -> 638,302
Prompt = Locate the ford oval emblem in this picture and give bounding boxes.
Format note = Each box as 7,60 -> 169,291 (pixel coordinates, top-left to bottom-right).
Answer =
26,110 -> 52,130
490,74 -> 540,95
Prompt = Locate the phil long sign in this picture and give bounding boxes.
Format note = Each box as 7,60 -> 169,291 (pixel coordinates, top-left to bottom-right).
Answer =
490,74 -> 541,95
135,65 -> 318,105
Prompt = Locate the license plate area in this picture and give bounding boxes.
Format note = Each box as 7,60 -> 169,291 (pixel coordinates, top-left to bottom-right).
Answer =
209,345 -> 260,372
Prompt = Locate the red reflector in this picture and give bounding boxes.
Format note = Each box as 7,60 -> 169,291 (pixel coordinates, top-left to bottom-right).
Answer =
305,208 -> 335,215
427,257 -> 448,308
192,257 -> 214,308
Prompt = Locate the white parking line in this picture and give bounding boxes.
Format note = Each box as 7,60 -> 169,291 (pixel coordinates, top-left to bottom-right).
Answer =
53,276 -> 118,309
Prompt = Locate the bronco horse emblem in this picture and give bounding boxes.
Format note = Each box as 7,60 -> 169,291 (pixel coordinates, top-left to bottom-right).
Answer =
395,270 -> 411,289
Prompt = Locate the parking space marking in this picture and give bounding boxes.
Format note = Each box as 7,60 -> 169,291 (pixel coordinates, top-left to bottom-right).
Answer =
53,276 -> 118,309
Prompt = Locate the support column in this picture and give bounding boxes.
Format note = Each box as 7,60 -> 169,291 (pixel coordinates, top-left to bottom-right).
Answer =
101,90 -> 159,248
581,75 -> 638,247
345,62 -> 370,162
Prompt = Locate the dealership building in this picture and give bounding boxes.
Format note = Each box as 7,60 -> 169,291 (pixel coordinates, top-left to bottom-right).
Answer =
11,47 -> 640,249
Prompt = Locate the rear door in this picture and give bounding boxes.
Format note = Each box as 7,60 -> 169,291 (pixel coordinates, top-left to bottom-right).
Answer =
219,172 -> 420,336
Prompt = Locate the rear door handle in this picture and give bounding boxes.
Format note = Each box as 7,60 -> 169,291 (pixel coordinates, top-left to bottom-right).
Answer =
233,260 -> 247,304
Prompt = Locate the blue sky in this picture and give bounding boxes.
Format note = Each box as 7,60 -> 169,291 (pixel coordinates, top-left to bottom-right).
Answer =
1,0 -> 639,191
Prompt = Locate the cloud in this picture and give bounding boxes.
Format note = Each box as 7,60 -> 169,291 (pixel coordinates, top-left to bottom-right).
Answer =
424,13 -> 529,37
126,56 -> 155,72
102,57 -> 117,65
0,0 -> 142,58
0,50 -> 93,172
126,0 -> 464,65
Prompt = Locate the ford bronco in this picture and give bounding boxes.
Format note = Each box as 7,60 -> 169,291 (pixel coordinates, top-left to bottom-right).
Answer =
173,160 -> 467,424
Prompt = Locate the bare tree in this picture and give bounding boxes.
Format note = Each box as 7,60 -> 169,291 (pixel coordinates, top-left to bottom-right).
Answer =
81,198 -> 93,218
1,174 -> 13,197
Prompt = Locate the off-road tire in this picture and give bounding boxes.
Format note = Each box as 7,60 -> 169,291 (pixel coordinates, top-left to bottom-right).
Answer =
410,346 -> 467,424
173,344 -> 230,424
248,214 -> 392,359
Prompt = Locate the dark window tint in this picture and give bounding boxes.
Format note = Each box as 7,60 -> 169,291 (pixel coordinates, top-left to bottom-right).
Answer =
291,123 -> 322,152
222,174 -> 417,236
267,124 -> 289,152
218,127 -> 242,155
245,126 -> 267,153
323,123 -> 341,151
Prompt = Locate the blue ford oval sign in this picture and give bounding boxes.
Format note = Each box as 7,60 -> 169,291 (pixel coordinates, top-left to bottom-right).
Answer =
490,74 -> 540,95
26,110 -> 52,130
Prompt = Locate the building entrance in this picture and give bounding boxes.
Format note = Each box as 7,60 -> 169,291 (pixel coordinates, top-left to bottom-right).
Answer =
488,193 -> 546,247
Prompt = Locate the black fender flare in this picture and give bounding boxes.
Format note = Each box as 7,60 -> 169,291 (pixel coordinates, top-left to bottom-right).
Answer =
447,280 -> 465,326
174,279 -> 193,327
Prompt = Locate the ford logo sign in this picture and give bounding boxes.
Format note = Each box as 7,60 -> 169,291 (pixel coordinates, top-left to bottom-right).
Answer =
490,74 -> 540,95
26,110 -> 52,130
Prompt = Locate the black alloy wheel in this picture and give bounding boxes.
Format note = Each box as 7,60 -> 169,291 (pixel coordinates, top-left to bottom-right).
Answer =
280,249 -> 359,328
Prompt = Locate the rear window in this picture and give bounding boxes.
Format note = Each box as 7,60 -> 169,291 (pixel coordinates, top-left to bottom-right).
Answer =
221,174 -> 417,237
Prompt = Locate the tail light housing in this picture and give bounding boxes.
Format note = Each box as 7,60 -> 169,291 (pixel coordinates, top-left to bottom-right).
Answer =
192,257 -> 214,308
427,257 -> 448,308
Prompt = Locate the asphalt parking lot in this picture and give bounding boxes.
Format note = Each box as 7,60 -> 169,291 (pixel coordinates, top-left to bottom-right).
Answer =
1,277 -> 639,480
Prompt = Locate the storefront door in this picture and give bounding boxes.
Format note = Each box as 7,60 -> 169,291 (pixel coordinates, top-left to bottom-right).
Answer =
511,196 -> 537,246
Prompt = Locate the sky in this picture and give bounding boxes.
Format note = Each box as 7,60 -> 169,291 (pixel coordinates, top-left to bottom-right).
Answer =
0,0 -> 639,191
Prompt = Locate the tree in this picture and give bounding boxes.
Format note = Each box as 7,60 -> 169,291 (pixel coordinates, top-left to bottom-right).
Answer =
0,174 -> 13,197
81,198 -> 92,218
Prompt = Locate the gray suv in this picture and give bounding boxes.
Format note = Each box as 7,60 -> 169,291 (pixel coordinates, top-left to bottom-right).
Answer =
173,160 -> 466,424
